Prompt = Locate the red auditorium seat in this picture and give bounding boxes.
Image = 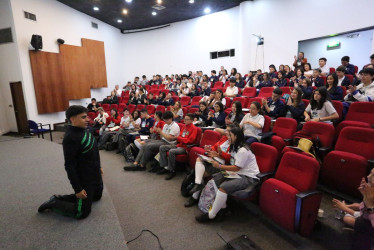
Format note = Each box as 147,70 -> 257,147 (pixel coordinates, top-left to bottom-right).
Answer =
180,96 -> 191,106
331,100 -> 343,123
214,81 -> 223,88
272,117 -> 297,145
246,97 -> 263,108
302,99 -> 310,108
242,87 -> 257,98
159,85 -> 166,90
121,96 -> 129,104
151,85 -> 158,90
172,96 -> 180,103
258,87 -> 273,98
127,104 -> 136,114
335,102 -> 374,140
155,105 -> 166,113
188,107 -> 199,114
341,86 -> 347,97
320,76 -> 327,85
280,86 -> 293,95
110,104 -> 118,110
147,105 -> 155,115
102,104 -> 110,112
231,142 -> 278,200
321,127 -> 374,198
354,65 -> 358,74
262,115 -> 271,133
259,152 -> 321,236
118,103 -> 126,113
136,104 -> 145,111
344,74 -> 354,84
232,97 -> 248,108
188,130 -> 222,168
224,97 -> 232,108
329,67 -> 335,74
190,96 -> 202,106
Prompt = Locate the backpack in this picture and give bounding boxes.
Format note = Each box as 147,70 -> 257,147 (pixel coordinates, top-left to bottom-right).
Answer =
291,130 -> 322,164
181,169 -> 195,197
198,179 -> 218,213
124,143 -> 139,162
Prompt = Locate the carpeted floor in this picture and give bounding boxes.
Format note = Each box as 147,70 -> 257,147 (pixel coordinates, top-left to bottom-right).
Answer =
0,136 -> 126,250
0,133 -> 355,249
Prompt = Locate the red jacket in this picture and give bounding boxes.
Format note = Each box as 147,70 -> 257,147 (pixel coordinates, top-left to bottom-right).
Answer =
211,136 -> 231,164
105,115 -> 121,126
176,123 -> 198,150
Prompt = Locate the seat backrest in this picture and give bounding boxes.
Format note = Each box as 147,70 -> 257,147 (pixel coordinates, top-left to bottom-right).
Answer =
258,87 -> 274,98
180,96 -> 191,106
118,103 -> 126,112
232,97 -> 247,108
272,117 -> 297,139
188,108 -> 199,114
177,123 -> 185,131
128,104 -> 136,113
247,97 -> 263,108
214,81 -> 223,88
303,121 -> 335,148
147,105 -> 155,115
345,74 -> 354,84
280,86 -> 293,95
136,104 -> 145,111
193,127 -> 203,145
302,99 -> 310,108
331,100 -> 343,119
224,97 -> 232,108
320,76 -> 327,85
155,105 -> 165,113
191,96 -> 202,105
251,142 -> 278,173
242,87 -> 256,97
122,96 -> 129,103
200,130 -> 222,147
335,127 -> 374,159
329,67 -> 335,74
28,120 -> 38,130
172,96 -> 180,103
262,115 -> 271,133
275,152 -> 320,192
346,102 -> 374,125
110,104 -> 118,110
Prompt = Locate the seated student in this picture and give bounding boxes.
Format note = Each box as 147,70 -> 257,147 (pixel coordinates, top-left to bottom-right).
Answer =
332,169 -> 374,249
209,70 -> 218,86
123,81 -> 132,91
144,93 -> 157,105
194,101 -> 209,127
289,69 -> 305,87
219,69 -> 228,83
188,84 -> 199,97
216,101 -> 244,135
139,75 -> 148,85
149,75 -> 158,85
303,63 -> 314,78
279,64 -> 284,72
293,51 -> 307,70
155,92 -> 166,105
341,56 -> 355,75
89,107 -> 108,134
200,81 -> 211,97
195,127 -> 260,223
318,57 -> 329,76
344,68 -> 374,102
228,68 -> 237,79
255,72 -> 273,89
300,78 -> 313,100
98,108 -> 121,148
102,95 -> 112,104
304,87 -> 339,123
128,91 -> 137,105
163,93 -> 175,107
240,101 -> 264,145
186,124 -> 236,207
224,78 -> 239,99
284,87 -> 306,123
170,101 -> 184,123
115,109 -> 138,153
158,113 -> 198,180
327,73 -> 343,101
243,71 -> 255,87
168,80 -> 180,94
135,88 -> 147,104
87,98 -> 100,113
336,66 -> 351,87
273,71 -> 288,87
262,88 -> 286,119
114,84 -> 122,97
178,82 -> 190,97
235,73 -> 245,88
268,64 -> 277,79
284,65 -> 294,79
206,102 -> 226,129
208,90 -> 226,108
310,68 -> 324,87
125,109 -> 154,145
124,111 -> 180,171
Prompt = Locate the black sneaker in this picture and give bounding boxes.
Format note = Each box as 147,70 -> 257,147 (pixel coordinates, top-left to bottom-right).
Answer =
184,197 -> 198,207
123,165 -> 146,171
195,213 -> 212,223
157,168 -> 169,175
189,183 -> 203,195
38,195 -> 58,213
165,171 -> 176,180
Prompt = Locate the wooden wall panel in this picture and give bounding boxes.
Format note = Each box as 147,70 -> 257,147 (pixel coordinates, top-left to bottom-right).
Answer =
82,39 -> 108,88
29,51 -> 69,113
29,38 -> 108,114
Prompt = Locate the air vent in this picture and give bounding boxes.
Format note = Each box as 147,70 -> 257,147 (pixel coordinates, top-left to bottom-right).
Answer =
91,22 -> 98,29
210,49 -> 235,59
152,4 -> 165,10
0,28 -> 13,44
24,11 -> 36,21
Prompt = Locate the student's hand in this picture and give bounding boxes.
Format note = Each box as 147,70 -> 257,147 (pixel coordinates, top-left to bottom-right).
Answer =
287,97 -> 293,106
76,189 -> 87,199
294,55 -> 297,60
100,168 -> 104,176
311,118 -> 320,122
261,98 -> 267,106
212,161 -> 220,169
217,146 -> 223,155
348,85 -> 356,93
207,151 -> 219,158
332,199 -> 347,211
305,115 -> 311,122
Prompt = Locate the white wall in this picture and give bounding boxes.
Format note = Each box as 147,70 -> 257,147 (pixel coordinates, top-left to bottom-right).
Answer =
6,0 -> 126,131
299,29 -> 374,70
122,6 -> 242,80
0,0 -> 21,135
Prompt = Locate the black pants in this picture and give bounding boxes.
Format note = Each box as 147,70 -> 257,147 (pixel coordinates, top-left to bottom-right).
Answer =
53,183 -> 103,219
352,216 -> 374,250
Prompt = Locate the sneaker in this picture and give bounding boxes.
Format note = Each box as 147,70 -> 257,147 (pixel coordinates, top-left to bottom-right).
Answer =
195,213 -> 212,223
38,195 -> 58,213
184,197 -> 198,207
123,165 -> 146,171
189,183 -> 203,195
165,171 -> 176,180
157,168 -> 169,175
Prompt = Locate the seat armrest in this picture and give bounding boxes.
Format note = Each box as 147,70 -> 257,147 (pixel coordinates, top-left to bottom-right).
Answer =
187,144 -> 199,148
296,190 -> 322,199
256,172 -> 274,180
295,190 -> 322,234
284,138 -> 293,142
319,147 -> 331,153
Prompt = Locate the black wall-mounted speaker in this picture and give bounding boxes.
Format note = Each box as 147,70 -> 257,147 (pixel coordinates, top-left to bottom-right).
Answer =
57,38 -> 65,44
31,34 -> 42,50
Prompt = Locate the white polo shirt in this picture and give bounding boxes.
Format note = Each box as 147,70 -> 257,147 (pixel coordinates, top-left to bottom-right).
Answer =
226,86 -> 239,96
230,147 -> 260,179
161,121 -> 180,144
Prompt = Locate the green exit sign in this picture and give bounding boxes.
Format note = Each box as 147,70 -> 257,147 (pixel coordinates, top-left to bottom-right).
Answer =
327,41 -> 341,50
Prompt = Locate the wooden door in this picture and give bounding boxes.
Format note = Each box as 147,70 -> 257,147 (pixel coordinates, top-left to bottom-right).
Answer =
10,82 -> 28,134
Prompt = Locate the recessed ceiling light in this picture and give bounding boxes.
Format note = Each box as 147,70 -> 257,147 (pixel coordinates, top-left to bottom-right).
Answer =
117,19 -> 122,23
93,6 -> 99,11
204,7 -> 211,14
125,0 -> 132,3
189,0 -> 194,3
157,0 -> 162,4
152,11 -> 157,16
122,9 -> 128,14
